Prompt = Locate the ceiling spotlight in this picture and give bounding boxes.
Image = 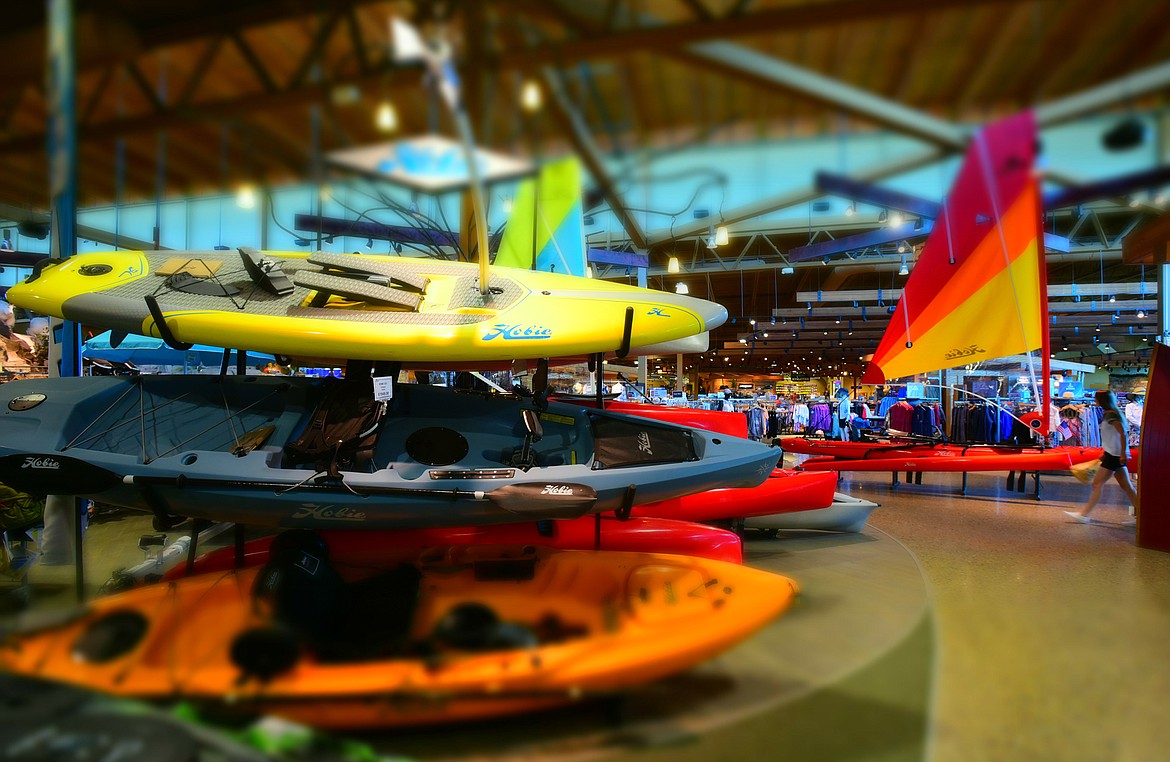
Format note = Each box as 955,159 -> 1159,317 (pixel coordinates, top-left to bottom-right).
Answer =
877,209 -> 888,224
898,254 -> 909,276
520,80 -> 543,112
235,183 -> 257,209
897,241 -> 907,254
375,100 -> 398,132
1138,309 -> 1147,319
890,211 -> 904,226
675,282 -> 689,294
365,237 -> 374,248
844,204 -> 856,217
1109,295 -> 1116,303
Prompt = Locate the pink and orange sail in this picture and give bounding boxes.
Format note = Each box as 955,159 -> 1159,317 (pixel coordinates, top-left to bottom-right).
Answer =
861,112 -> 1050,435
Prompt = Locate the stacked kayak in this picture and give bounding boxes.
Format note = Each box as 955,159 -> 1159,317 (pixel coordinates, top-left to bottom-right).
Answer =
1,543 -> 798,728
632,468 -> 838,521
746,493 -> 881,534
5,249 -> 726,364
0,376 -> 779,529
783,437 -> 1102,473
170,517 -> 745,576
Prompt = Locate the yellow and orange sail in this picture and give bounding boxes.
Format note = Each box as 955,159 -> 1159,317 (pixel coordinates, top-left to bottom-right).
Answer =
862,112 -> 1049,433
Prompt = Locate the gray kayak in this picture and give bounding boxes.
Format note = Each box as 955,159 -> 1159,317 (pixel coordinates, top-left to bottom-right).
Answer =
0,376 -> 779,529
745,492 -> 880,534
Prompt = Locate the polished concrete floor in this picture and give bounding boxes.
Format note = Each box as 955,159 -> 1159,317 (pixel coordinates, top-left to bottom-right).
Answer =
826,465 -> 1170,762
6,464 -> 1169,761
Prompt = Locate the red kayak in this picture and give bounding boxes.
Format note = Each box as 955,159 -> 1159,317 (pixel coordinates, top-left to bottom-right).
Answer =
558,398 -> 750,438
633,468 -> 837,520
167,515 -> 743,579
795,444 -> 1102,473
557,399 -> 837,518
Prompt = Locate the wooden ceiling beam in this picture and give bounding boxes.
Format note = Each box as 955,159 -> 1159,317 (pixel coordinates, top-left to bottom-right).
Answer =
175,37 -> 225,108
0,65 -> 415,158
124,61 -> 165,114
229,29 -> 279,94
503,0 -> 1024,68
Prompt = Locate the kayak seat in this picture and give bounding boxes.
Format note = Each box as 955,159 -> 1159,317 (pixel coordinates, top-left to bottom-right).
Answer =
284,383 -> 386,477
253,530 -> 350,649
430,602 -> 538,652
324,564 -> 423,661
252,531 -> 424,662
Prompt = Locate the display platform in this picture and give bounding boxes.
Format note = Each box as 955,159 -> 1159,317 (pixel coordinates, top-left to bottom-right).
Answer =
368,528 -> 934,761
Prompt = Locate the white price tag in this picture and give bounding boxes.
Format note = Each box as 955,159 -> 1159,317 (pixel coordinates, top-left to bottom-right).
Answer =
372,375 -> 395,401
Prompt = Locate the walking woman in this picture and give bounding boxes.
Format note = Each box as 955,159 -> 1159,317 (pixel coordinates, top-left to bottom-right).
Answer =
1065,390 -> 1139,523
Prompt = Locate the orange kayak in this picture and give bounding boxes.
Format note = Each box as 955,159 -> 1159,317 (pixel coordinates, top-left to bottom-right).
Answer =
2,545 -> 796,728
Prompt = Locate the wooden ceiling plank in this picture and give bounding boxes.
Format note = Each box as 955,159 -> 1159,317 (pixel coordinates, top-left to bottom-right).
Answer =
1003,0 -> 1093,105
1032,2 -> 1140,102
951,2 -> 1034,116
1090,1 -> 1170,83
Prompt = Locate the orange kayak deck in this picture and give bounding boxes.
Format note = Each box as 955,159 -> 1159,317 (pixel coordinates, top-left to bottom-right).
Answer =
1,546 -> 797,728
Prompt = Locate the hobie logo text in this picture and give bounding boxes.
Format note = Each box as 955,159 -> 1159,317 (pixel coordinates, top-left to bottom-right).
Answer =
541,485 -> 576,495
945,344 -> 986,361
290,505 -> 367,522
637,432 -> 653,455
483,324 -> 553,341
22,457 -> 60,470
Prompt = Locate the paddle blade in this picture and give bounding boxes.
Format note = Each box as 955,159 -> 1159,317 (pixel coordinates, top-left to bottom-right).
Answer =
0,454 -> 123,495
488,482 -> 598,519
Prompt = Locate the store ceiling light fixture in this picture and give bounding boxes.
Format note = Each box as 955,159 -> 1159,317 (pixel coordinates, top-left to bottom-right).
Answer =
714,225 -> 729,247
520,80 -> 543,112
235,183 -> 257,209
675,282 -> 689,294
667,256 -> 680,274
898,254 -> 909,276
375,100 -> 398,132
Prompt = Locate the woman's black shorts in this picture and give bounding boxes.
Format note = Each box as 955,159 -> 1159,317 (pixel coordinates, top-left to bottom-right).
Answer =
1100,453 -> 1125,471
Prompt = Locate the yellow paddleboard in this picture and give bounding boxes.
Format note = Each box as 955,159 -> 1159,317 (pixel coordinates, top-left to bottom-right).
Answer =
8,248 -> 725,362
